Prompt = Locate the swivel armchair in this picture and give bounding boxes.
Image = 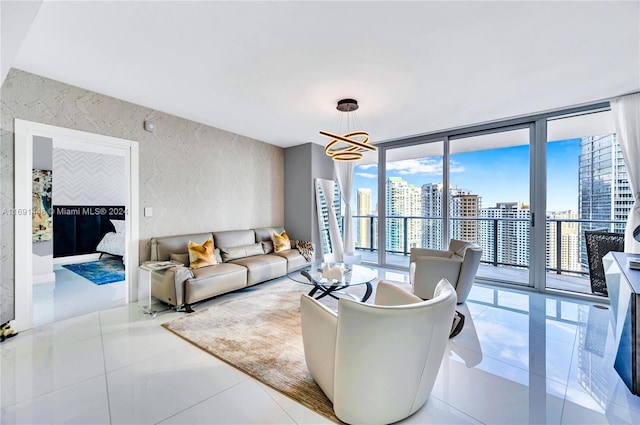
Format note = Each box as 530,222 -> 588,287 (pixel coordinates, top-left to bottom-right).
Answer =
410,239 -> 482,303
300,279 -> 457,424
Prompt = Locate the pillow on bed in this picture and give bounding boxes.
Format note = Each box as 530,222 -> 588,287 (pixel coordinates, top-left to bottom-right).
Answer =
111,219 -> 126,233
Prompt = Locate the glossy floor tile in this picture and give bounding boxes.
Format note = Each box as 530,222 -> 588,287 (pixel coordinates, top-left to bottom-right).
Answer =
2,271 -> 640,424
32,265 -> 126,327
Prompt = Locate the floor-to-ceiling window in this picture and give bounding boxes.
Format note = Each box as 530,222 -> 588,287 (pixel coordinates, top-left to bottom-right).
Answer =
352,101 -> 616,297
545,110 -> 627,295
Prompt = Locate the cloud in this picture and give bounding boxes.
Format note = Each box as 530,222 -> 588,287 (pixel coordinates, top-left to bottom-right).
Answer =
357,163 -> 378,170
356,172 -> 377,179
450,159 -> 466,173
357,158 -> 466,176
387,158 -> 443,176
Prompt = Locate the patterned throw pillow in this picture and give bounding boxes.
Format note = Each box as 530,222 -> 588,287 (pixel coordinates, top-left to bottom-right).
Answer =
272,230 -> 291,253
187,238 -> 217,269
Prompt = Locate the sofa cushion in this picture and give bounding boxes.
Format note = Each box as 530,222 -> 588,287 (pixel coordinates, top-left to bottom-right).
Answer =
170,253 -> 189,266
272,249 -> 309,272
230,254 -> 287,285
254,226 -> 285,243
185,263 -> 248,304
213,229 -> 256,249
220,243 -> 264,262
272,230 -> 291,253
188,238 -> 217,269
261,240 -> 274,254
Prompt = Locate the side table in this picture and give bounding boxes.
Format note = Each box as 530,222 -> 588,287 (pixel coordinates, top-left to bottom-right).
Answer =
138,261 -> 180,318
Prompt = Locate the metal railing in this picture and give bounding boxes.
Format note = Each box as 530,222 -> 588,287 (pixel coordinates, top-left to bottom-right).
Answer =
351,215 -> 625,275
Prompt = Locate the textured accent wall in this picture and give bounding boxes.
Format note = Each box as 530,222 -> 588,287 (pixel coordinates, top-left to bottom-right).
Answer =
0,69 -> 284,323
52,149 -> 126,205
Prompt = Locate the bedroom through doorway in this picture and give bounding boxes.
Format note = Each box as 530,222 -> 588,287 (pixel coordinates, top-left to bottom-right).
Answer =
14,119 -> 139,331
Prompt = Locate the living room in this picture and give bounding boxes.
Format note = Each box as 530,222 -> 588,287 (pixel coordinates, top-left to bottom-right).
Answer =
1,1 -> 640,424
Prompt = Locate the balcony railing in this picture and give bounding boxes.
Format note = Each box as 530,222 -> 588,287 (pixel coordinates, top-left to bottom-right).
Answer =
351,215 -> 625,291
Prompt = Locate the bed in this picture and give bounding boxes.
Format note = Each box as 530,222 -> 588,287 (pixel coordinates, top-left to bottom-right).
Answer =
96,219 -> 125,258
53,205 -> 126,258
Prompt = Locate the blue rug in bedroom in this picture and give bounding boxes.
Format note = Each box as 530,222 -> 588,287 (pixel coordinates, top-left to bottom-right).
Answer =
62,259 -> 125,285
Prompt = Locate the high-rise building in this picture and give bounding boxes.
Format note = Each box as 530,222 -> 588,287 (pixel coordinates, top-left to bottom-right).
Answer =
386,177 -> 422,253
357,188 -> 372,249
421,183 -> 444,249
421,183 -> 480,249
546,210 -> 580,273
480,202 -> 530,267
578,134 -> 631,268
451,192 -> 481,243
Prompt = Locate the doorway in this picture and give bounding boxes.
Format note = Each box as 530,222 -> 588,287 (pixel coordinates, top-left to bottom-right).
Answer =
13,119 -> 139,331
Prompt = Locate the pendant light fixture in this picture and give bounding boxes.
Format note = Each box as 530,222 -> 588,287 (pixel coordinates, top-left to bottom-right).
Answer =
320,99 -> 376,162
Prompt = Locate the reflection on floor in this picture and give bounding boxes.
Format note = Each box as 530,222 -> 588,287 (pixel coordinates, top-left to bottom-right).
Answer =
3,268 -> 639,424
359,250 -> 597,295
32,263 -> 126,327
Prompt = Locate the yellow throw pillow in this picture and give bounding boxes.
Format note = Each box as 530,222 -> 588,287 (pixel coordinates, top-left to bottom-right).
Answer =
188,238 -> 217,269
272,230 -> 291,253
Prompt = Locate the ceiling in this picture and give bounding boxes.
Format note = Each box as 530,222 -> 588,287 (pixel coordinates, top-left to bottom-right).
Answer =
6,1 -> 640,148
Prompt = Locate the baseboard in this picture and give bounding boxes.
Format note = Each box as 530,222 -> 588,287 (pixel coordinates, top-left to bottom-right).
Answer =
53,253 -> 101,266
33,272 -> 56,284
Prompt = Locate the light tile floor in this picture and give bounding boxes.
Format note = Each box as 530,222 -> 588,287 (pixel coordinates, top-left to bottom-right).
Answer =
2,268 -> 639,424
32,264 -> 126,328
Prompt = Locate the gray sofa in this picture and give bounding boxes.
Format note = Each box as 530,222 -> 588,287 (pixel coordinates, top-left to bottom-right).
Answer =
149,227 -> 311,311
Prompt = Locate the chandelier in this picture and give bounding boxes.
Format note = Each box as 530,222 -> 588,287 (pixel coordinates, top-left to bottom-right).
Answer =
320,99 -> 376,162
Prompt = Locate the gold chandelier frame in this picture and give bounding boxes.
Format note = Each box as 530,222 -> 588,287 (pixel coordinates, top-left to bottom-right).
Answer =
320,99 -> 376,162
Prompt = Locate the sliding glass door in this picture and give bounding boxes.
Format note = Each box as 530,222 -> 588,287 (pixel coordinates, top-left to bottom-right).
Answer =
450,127 -> 532,287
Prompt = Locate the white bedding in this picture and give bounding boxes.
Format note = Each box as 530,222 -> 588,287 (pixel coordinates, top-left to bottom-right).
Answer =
96,231 -> 125,257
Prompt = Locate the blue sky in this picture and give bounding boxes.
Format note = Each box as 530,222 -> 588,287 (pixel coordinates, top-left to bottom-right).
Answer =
353,139 -> 581,213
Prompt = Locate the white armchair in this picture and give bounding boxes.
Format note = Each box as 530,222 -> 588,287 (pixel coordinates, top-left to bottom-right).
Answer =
300,279 -> 457,424
409,239 -> 482,303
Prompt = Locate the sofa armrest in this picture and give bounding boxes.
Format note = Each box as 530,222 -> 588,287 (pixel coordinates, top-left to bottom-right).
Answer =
151,267 -> 185,307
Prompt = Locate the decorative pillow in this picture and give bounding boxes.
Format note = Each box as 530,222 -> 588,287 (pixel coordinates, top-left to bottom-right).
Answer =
110,219 -> 125,233
187,238 -> 217,269
272,230 -> 291,253
214,248 -> 223,264
261,240 -> 274,254
169,253 -> 189,267
220,243 -> 264,262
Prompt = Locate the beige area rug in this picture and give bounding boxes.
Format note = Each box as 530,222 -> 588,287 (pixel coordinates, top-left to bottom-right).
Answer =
162,280 -> 342,422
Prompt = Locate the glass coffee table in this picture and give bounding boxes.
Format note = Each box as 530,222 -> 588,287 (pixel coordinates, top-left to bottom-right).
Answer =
288,262 -> 377,302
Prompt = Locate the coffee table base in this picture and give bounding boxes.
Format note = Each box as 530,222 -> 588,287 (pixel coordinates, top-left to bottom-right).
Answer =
302,270 -> 373,302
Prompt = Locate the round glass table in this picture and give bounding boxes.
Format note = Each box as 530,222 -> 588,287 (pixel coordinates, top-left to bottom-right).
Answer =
288,262 -> 377,302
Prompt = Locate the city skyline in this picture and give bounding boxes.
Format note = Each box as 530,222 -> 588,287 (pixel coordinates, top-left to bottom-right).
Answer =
353,134 -> 629,276
352,138 -> 582,214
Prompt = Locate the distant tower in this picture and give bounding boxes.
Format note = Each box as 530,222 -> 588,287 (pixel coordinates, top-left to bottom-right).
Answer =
386,177 -> 422,253
357,188 -> 372,249
480,202 -> 530,267
578,134 -> 631,268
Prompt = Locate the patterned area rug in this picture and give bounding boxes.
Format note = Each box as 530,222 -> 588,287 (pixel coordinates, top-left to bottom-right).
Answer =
62,258 -> 125,285
163,280 -> 341,423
